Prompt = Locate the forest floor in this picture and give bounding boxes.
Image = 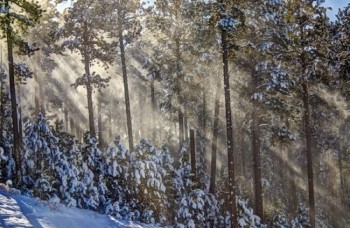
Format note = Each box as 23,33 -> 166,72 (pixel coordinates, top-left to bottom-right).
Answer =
0,186 -> 147,228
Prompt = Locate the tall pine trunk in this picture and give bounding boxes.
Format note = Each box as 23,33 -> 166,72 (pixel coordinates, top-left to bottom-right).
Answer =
118,13 -> 133,150
252,70 -> 263,220
0,67 -> 4,143
175,38 -> 184,146
6,2 -> 21,182
202,90 -> 207,155
221,21 -> 237,228
83,21 -> 95,136
184,116 -> 188,141
209,76 -> 220,195
190,128 -> 196,183
302,80 -> 315,227
150,79 -> 156,142
174,0 -> 184,147
300,22 -> 315,226
64,106 -> 69,132
70,117 -> 75,136
18,88 -> 23,147
97,99 -> 104,148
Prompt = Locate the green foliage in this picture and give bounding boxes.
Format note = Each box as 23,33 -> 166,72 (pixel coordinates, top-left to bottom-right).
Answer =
0,0 -> 43,51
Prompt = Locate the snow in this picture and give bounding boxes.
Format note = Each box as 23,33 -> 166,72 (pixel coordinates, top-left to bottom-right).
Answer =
0,188 -> 150,228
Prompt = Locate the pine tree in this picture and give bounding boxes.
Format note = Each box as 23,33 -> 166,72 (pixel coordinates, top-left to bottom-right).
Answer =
331,3 -> 350,214
100,0 -> 142,150
0,67 -> 14,180
174,143 -> 220,227
0,0 -> 43,183
281,1 -> 329,226
29,0 -> 62,117
78,132 -> 106,210
103,134 -> 131,218
128,139 -> 170,224
22,114 -> 73,205
216,0 -> 245,226
61,0 -> 112,136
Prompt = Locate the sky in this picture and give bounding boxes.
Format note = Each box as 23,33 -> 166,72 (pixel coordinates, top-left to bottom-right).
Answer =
324,0 -> 349,20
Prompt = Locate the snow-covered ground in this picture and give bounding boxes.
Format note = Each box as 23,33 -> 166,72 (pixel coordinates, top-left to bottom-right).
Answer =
0,187 -> 148,228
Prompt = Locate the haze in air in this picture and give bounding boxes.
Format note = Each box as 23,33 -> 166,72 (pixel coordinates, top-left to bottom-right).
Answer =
0,0 -> 349,227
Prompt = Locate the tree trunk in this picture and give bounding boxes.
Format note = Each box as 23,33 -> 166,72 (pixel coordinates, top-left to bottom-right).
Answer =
6,2 -> 21,182
174,0 -> 184,147
118,13 -> 134,150
221,23 -> 237,228
176,38 -> 184,146
108,110 -> 113,140
64,106 -> 69,132
202,91 -> 207,136
337,150 -> 346,208
0,69 -> 4,143
184,116 -> 188,141
18,90 -> 23,148
202,90 -> 207,157
190,128 -> 196,183
83,21 -> 95,136
209,77 -> 220,195
252,70 -> 263,220
302,81 -> 315,227
86,84 -> 95,135
150,79 -> 156,142
98,99 -> 104,148
297,17 -> 315,227
70,117 -> 75,136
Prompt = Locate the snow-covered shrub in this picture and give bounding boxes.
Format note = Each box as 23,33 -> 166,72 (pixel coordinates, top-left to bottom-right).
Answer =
52,130 -> 81,207
128,139 -> 171,225
102,134 -> 131,217
175,189 -> 220,227
291,204 -> 311,227
23,114 -> 55,184
174,143 -> 220,227
272,211 -> 289,227
22,114 -> 73,204
22,115 -> 84,207
237,197 -> 265,227
217,171 -> 265,227
69,132 -> 104,210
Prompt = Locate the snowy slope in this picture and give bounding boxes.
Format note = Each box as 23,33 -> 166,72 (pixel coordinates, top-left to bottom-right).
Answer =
0,188 -> 149,228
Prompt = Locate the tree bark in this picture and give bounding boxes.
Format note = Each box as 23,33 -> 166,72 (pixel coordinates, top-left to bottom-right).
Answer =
150,79 -> 156,142
18,89 -> 23,148
97,99 -> 104,148
202,90 -> 207,155
118,11 -> 134,150
190,128 -> 196,183
184,116 -> 188,141
251,70 -> 263,220
0,68 -> 4,143
174,0 -> 184,147
302,80 -> 315,228
221,24 -> 237,228
299,16 -> 315,228
83,21 -> 95,136
6,1 -> 21,182
176,38 -> 184,146
64,106 -> 69,132
70,117 -> 75,136
209,76 -> 220,195
337,149 -> 346,208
